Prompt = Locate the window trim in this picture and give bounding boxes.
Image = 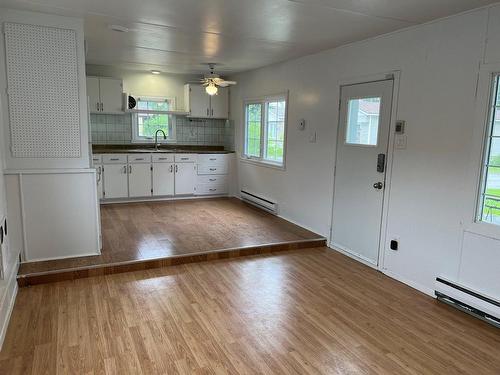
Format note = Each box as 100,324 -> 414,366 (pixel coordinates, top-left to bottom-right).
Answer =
131,96 -> 177,143
241,92 -> 288,169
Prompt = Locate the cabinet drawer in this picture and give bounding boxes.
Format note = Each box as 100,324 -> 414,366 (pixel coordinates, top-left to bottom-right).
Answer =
197,154 -> 229,165
128,154 -> 152,163
175,154 -> 198,163
152,154 -> 174,163
197,164 -> 229,175
92,154 -> 102,165
196,175 -> 228,185
102,154 -> 127,164
196,183 -> 228,195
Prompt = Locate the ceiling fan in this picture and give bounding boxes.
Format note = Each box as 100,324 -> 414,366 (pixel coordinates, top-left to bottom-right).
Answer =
198,63 -> 237,96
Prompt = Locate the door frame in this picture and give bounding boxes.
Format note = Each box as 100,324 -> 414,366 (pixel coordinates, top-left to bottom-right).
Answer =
329,71 -> 401,271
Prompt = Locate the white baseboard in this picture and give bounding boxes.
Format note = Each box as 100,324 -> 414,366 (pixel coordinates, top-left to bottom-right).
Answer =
0,259 -> 19,350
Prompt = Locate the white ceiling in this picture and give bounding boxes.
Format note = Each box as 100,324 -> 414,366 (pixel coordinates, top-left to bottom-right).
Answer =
0,0 -> 497,74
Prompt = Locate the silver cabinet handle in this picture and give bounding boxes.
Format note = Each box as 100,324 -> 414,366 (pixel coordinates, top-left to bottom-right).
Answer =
97,102 -> 100,111
170,165 -> 173,173
122,165 -> 127,173
209,178 -> 216,182
209,188 -> 216,191
209,168 -> 217,171
180,157 -> 189,160
96,166 -> 102,182
159,157 -> 168,160
209,158 -> 217,161
110,158 -> 119,161
100,102 -> 104,111
206,108 -> 209,116
175,165 -> 178,173
129,165 -> 132,174
211,108 -> 214,116
135,158 -> 144,161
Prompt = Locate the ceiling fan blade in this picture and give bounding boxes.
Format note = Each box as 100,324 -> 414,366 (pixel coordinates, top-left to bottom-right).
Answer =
217,81 -> 237,87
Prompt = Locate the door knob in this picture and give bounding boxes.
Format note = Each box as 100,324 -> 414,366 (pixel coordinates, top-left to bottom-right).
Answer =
373,182 -> 383,190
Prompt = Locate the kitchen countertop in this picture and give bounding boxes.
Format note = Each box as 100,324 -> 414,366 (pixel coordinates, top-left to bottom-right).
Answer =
92,145 -> 235,154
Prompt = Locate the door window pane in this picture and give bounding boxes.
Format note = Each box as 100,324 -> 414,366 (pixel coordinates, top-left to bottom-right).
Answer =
345,97 -> 381,146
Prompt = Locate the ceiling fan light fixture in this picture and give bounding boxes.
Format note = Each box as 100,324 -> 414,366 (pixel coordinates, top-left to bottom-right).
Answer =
205,82 -> 218,96
151,70 -> 161,75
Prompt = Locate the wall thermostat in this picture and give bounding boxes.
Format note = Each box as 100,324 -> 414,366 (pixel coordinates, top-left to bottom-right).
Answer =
395,120 -> 406,134
299,119 -> 306,131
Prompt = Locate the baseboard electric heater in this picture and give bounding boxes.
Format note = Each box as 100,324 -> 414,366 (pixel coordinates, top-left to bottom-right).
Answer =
435,277 -> 500,328
240,190 -> 278,214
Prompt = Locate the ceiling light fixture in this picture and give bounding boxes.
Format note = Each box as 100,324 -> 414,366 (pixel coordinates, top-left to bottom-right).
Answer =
205,82 -> 218,96
108,24 -> 129,33
151,70 -> 161,75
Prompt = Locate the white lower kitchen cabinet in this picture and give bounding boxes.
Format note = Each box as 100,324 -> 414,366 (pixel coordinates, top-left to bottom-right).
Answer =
152,163 -> 175,196
96,152 -> 232,201
175,162 -> 197,195
128,163 -> 152,197
103,164 -> 128,198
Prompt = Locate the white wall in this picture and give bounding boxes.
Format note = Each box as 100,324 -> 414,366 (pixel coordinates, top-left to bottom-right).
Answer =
230,6 -> 500,297
86,64 -> 198,111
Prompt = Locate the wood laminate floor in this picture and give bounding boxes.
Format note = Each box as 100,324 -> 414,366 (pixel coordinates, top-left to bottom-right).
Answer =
3,247 -> 500,374
18,198 -> 322,276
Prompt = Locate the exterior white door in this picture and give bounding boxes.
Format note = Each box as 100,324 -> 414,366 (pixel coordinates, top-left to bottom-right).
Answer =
152,163 -> 175,196
128,163 -> 152,197
175,163 -> 196,195
103,164 -> 128,198
331,79 -> 394,266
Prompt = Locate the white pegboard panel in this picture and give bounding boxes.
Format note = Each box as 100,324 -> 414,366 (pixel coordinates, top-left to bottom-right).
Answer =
4,22 -> 81,158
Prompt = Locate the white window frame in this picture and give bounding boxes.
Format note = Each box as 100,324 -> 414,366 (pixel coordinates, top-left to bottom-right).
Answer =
241,92 -> 288,169
132,96 -> 176,143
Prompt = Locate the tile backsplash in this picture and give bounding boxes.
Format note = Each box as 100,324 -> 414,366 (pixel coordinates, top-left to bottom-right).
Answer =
90,113 -> 234,150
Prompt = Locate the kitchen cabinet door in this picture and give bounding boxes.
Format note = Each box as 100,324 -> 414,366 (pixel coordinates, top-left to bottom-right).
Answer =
175,163 -> 196,195
186,84 -> 210,118
128,163 -> 152,197
99,77 -> 123,114
86,77 -> 101,113
210,87 -> 228,118
103,164 -> 128,198
152,163 -> 175,196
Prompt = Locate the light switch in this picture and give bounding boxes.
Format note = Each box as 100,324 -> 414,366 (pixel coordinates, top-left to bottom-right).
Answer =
395,134 -> 407,150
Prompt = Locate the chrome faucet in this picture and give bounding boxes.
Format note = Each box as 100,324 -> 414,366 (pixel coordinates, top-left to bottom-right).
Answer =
154,129 -> 167,150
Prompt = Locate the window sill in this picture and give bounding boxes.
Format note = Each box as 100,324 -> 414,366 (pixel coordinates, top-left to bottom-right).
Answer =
463,220 -> 500,241
239,157 -> 285,171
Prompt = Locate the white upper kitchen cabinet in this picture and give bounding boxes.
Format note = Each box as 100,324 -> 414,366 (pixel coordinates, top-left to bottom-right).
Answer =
210,88 -> 229,119
86,77 -> 101,113
184,84 -> 228,118
185,84 -> 210,117
87,76 -> 123,114
175,162 -> 196,195
103,164 -> 128,198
